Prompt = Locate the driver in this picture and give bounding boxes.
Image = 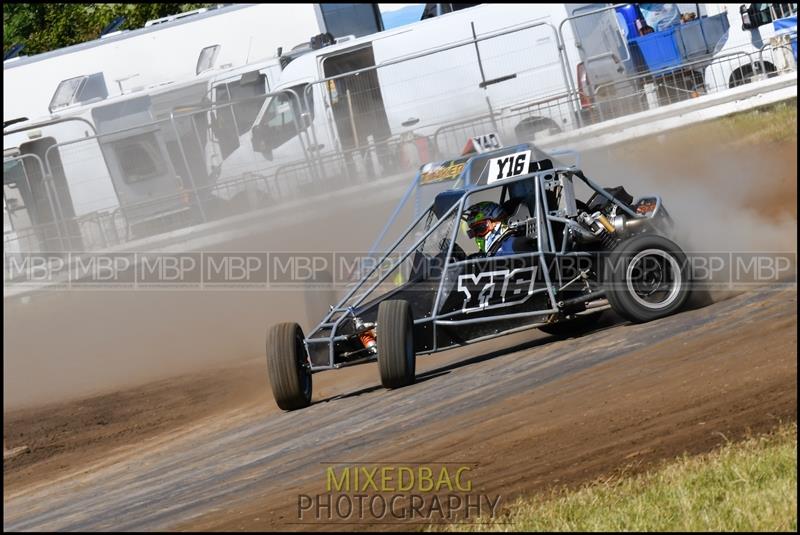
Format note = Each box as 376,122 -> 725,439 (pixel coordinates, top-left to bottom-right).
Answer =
463,201 -> 516,256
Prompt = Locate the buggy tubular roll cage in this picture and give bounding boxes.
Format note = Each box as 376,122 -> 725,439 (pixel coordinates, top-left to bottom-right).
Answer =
304,146 -> 661,371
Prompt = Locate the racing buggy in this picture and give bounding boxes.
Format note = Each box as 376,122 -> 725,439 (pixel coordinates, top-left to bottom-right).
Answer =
266,141 -> 690,410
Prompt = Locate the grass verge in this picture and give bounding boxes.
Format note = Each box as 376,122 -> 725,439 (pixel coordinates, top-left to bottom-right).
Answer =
717,98 -> 797,144
440,423 -> 797,532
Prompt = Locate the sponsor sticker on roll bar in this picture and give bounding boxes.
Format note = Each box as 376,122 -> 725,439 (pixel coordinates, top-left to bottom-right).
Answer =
419,157 -> 468,185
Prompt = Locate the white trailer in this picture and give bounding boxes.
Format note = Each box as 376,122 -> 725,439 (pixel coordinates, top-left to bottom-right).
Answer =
3,73 -> 220,250
3,3 -> 385,123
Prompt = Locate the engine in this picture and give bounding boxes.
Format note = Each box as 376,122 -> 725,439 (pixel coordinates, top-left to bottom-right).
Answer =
571,186 -> 673,249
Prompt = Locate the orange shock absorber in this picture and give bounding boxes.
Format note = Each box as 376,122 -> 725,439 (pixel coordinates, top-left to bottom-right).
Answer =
359,329 -> 377,350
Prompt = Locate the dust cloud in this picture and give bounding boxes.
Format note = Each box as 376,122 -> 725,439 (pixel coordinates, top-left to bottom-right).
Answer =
3,177 -> 406,410
4,111 -> 796,410
581,118 -> 797,253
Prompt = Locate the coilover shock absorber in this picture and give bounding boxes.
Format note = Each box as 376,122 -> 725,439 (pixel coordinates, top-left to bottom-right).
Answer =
354,317 -> 377,354
595,213 -> 619,249
578,211 -> 619,249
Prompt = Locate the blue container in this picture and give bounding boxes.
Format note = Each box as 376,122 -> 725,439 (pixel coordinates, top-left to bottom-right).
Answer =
773,15 -> 797,61
629,27 -> 682,72
615,4 -> 640,39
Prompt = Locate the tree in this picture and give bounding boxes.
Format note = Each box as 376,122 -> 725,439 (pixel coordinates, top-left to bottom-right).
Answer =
4,4 -> 215,57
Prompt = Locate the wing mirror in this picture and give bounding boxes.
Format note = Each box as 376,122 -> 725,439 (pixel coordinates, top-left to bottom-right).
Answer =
740,4 -> 770,30
740,4 -> 756,30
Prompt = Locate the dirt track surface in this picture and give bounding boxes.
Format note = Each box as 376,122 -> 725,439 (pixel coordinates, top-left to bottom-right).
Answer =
3,286 -> 796,531
4,104 -> 797,531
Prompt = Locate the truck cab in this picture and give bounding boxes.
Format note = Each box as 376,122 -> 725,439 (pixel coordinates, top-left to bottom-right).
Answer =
704,3 -> 797,92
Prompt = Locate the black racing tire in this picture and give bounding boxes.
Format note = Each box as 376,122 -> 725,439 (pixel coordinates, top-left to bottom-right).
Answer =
266,323 -> 313,410
604,234 -> 691,323
539,312 -> 603,338
377,300 -> 416,389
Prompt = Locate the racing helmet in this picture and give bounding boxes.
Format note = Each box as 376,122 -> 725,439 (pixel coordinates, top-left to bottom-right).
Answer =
462,201 -> 508,253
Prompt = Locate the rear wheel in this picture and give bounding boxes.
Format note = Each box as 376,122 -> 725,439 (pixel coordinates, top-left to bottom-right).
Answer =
266,323 -> 313,410
604,234 -> 691,323
377,300 -> 416,389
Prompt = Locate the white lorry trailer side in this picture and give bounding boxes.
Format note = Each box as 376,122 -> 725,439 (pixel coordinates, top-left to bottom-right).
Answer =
3,4 -> 385,123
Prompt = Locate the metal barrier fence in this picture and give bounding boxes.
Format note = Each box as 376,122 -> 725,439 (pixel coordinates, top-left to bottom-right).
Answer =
4,5 -> 797,261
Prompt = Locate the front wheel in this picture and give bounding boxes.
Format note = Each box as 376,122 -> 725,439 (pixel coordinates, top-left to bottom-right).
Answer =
377,300 -> 416,389
604,234 -> 691,323
266,323 -> 313,410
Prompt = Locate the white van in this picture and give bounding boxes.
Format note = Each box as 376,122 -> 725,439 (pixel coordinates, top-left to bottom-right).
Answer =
3,48 -> 304,251
704,3 -> 797,92
214,3 -> 634,198
3,73 -> 217,250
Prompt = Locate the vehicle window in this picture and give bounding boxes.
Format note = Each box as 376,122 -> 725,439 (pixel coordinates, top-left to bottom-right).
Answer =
266,94 -> 296,128
750,3 -> 796,25
261,92 -> 298,149
770,3 -> 798,19
418,210 -> 457,257
196,45 -> 221,75
217,74 -> 268,135
754,3 -> 774,24
111,133 -> 165,183
258,84 -> 314,149
49,73 -> 107,113
318,4 -> 382,37
293,83 -> 315,119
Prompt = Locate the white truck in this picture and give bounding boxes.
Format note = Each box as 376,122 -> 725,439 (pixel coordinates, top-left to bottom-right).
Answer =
704,3 -> 797,92
215,3 -> 634,197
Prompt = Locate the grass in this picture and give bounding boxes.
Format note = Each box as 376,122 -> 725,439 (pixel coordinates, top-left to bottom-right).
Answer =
716,98 -> 797,144
438,423 -> 797,532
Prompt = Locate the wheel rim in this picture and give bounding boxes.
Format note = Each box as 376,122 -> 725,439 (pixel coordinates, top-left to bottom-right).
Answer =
295,329 -> 312,399
625,249 -> 682,310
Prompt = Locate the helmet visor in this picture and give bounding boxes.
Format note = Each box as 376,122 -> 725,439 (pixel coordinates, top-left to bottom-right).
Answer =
467,220 -> 493,239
